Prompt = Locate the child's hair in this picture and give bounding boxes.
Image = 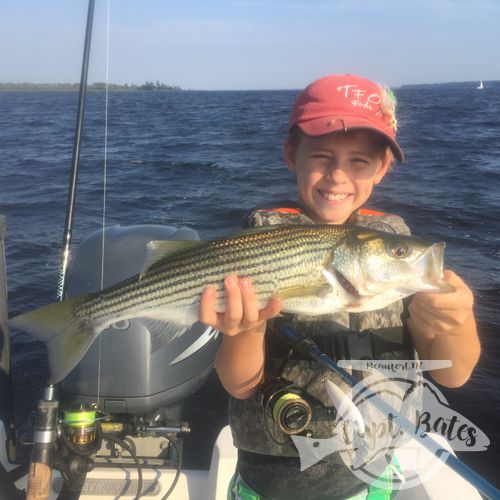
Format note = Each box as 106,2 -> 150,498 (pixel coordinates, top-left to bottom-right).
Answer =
286,125 -> 303,149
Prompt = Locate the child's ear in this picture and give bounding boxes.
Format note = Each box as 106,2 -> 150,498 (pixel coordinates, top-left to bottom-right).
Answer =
284,140 -> 296,172
373,150 -> 392,184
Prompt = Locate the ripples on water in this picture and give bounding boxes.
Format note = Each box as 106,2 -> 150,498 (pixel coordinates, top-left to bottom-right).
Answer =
0,84 -> 498,484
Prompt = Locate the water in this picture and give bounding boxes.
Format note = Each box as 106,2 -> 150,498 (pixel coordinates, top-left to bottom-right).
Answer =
0,84 -> 499,487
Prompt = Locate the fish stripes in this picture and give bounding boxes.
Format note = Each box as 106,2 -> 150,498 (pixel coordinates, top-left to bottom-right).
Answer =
79,225 -> 348,321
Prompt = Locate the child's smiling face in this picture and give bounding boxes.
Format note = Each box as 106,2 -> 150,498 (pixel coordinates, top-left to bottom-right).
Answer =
285,129 -> 391,224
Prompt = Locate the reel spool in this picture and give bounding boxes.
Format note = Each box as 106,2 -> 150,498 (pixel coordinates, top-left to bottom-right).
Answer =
61,407 -> 97,446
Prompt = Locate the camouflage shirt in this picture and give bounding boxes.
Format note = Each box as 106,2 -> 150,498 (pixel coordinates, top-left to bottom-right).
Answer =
229,206 -> 421,499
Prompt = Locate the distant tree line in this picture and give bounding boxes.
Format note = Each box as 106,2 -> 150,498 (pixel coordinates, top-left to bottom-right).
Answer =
0,81 -> 181,91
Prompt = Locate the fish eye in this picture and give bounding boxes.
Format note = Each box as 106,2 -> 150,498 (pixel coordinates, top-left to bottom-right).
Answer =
390,242 -> 409,258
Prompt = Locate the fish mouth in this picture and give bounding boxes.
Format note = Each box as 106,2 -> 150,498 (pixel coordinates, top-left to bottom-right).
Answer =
414,242 -> 455,293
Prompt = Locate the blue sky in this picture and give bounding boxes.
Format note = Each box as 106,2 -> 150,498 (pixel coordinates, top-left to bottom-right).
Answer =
1,0 -> 499,90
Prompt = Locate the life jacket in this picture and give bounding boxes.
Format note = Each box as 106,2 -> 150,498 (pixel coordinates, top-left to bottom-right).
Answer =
229,206 -> 422,494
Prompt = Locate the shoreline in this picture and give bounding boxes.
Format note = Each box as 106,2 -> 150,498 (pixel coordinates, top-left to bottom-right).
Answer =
0,82 -> 181,92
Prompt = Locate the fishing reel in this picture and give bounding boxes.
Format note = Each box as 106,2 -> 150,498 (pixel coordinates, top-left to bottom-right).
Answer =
260,379 -> 315,436
59,405 -> 106,457
59,404 -> 103,455
52,404 -> 105,497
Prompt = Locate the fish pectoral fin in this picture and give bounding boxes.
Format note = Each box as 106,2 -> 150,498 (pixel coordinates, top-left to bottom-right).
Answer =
278,283 -> 332,300
139,318 -> 190,352
141,240 -> 204,276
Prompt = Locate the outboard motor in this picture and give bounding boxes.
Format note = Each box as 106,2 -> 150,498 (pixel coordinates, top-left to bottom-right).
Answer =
59,224 -> 220,420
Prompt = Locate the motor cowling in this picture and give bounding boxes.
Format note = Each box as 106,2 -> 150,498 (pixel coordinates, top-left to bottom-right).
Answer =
59,224 -> 220,416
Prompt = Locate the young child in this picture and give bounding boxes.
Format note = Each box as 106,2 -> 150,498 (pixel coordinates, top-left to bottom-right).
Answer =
199,74 -> 480,499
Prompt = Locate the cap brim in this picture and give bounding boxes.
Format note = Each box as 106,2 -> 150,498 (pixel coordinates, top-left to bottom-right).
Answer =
297,116 -> 404,163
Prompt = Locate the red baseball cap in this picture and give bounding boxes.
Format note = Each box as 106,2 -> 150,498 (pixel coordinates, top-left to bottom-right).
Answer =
288,74 -> 404,162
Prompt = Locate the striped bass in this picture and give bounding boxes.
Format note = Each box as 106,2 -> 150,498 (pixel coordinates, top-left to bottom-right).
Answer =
10,224 -> 453,383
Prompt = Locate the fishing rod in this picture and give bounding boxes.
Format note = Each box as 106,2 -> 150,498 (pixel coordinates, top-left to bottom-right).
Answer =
57,0 -> 96,302
26,1 -> 96,499
0,216 -> 13,448
277,321 -> 500,500
0,217 -> 27,499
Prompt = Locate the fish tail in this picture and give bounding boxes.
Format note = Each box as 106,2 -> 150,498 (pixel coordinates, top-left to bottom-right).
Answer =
9,297 -> 99,384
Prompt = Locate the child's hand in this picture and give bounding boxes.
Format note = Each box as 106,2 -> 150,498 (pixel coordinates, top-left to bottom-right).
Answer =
408,269 -> 479,387
408,270 -> 474,338
199,274 -> 282,336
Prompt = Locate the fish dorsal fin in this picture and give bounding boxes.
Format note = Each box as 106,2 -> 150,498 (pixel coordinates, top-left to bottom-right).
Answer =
141,240 -> 204,277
